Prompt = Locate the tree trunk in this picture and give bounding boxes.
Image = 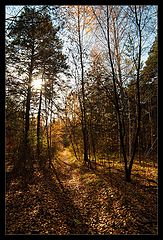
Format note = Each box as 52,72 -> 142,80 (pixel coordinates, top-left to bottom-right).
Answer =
106,5 -> 128,180
45,95 -> 51,168
37,90 -> 42,163
127,6 -> 142,181
90,109 -> 96,169
23,43 -> 34,172
128,98 -> 132,159
77,6 -> 90,167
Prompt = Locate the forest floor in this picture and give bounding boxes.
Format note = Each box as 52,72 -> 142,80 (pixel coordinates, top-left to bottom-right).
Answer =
6,148 -> 158,235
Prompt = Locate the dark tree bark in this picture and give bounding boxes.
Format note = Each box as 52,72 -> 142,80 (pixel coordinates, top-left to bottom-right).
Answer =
106,6 -> 142,182
77,6 -> 91,167
106,6 -> 129,180
23,43 -> 35,172
37,90 -> 42,160
44,93 -> 52,168
128,6 -> 142,180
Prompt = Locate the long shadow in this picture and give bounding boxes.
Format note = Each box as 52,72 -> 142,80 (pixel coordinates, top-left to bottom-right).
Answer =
6,162 -> 22,192
77,162 -> 158,233
6,156 -> 157,234
6,171 -> 15,192
6,164 -> 90,234
40,166 -> 92,234
77,165 -> 119,234
92,167 -> 158,234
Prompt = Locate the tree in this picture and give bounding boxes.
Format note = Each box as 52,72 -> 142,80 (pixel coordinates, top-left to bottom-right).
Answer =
64,6 -> 96,167
84,48 -> 118,167
6,6 -> 68,173
64,91 -> 82,161
91,5 -> 157,181
140,37 -> 158,163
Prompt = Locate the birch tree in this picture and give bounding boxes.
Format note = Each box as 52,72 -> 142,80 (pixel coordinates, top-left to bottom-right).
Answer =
92,5 -> 157,181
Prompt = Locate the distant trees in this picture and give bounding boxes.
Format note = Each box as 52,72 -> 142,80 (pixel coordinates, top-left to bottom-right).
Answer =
84,49 -> 118,165
64,91 -> 82,160
139,37 -> 158,163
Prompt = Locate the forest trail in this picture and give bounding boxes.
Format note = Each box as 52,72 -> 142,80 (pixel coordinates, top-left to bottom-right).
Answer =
6,148 -> 158,235
6,5 -> 157,236
54,149 -> 84,191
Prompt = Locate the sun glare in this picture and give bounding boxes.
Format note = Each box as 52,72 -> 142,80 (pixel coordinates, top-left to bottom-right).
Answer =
32,78 -> 43,91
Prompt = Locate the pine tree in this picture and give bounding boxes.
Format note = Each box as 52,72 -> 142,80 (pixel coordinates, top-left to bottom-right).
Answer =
6,6 -> 68,174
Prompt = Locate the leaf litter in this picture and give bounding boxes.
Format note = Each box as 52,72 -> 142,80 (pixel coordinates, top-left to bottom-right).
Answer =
6,150 -> 158,235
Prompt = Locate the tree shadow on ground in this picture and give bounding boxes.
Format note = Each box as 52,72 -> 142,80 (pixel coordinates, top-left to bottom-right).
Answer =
6,165 -> 90,234
40,167 -> 92,234
88,166 -> 158,234
6,156 -> 157,235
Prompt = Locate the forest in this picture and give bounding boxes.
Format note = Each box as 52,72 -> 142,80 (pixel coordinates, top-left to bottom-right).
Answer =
5,5 -> 158,235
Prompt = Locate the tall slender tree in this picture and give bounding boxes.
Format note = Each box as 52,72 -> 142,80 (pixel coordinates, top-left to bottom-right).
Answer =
91,5 -> 157,181
6,6 -> 68,173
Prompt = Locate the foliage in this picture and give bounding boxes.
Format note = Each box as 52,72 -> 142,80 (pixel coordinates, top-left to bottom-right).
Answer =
5,5 -> 157,234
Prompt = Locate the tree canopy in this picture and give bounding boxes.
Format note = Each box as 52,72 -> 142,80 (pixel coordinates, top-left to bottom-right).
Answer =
5,5 -> 158,235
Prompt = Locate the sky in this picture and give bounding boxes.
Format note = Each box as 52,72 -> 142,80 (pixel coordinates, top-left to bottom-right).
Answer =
5,5 -> 158,80
5,5 -> 158,122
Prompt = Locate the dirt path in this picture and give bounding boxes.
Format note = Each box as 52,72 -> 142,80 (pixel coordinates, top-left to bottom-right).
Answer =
6,149 -> 158,234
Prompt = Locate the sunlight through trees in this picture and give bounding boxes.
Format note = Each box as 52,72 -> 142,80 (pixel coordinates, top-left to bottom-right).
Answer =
5,5 -> 158,235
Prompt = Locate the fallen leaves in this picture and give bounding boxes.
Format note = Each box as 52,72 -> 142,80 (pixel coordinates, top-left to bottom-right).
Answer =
6,150 -> 158,235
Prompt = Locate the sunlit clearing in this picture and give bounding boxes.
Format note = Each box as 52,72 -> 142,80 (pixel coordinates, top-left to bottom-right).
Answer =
32,78 -> 43,90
